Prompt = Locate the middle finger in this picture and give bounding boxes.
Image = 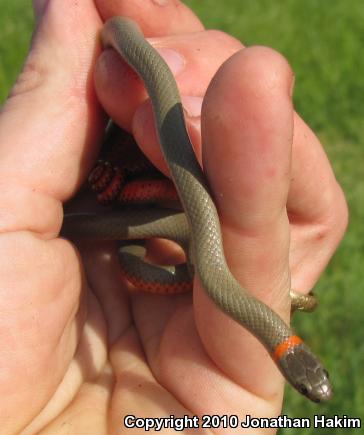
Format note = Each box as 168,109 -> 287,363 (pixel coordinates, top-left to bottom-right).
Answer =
94,28 -> 243,172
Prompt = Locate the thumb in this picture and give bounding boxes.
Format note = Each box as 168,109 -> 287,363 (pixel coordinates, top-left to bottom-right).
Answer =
0,0 -> 103,235
0,2 -> 106,431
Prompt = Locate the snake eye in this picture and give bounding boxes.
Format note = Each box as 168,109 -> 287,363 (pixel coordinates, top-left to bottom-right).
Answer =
297,384 -> 308,396
323,369 -> 330,379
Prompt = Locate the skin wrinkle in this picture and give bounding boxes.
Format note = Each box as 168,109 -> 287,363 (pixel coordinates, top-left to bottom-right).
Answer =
0,184 -> 62,238
222,222 -> 291,311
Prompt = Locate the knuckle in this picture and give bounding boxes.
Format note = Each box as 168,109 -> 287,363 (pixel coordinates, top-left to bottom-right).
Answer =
8,57 -> 47,100
332,184 -> 349,237
3,54 -> 87,117
315,183 -> 349,244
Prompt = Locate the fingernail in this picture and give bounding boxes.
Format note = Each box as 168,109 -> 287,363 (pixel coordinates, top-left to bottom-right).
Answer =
156,48 -> 186,76
182,96 -> 203,118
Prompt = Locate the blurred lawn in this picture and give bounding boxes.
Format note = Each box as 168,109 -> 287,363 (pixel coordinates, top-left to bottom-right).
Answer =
0,0 -> 33,101
1,0 -> 363,432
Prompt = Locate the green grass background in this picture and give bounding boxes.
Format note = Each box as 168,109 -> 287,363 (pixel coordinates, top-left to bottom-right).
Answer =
1,0 -> 363,433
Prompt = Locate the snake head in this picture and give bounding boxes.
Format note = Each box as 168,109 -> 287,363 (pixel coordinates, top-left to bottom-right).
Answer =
278,341 -> 333,403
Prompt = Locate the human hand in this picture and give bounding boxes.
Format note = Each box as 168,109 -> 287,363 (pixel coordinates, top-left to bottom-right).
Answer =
0,0 -> 347,433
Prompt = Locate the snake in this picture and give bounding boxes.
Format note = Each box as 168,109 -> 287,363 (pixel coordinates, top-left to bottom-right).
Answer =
62,16 -> 332,403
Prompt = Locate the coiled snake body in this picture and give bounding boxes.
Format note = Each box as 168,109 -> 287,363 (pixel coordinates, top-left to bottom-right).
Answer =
62,17 -> 332,403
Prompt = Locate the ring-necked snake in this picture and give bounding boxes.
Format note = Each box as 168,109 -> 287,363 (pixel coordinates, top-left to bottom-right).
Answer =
62,17 -> 332,403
